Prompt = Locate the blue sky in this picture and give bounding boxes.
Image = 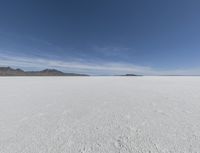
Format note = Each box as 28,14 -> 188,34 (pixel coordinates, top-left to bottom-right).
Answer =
0,0 -> 200,75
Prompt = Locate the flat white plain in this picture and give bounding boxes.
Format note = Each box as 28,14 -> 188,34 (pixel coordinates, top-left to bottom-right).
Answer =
0,77 -> 200,153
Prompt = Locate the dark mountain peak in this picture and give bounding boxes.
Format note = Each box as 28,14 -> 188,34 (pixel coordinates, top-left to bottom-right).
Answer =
16,68 -> 24,72
41,69 -> 63,73
39,69 -> 65,76
42,69 -> 55,72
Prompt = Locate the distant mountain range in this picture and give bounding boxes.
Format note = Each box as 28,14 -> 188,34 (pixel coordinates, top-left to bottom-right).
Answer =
0,67 -> 89,76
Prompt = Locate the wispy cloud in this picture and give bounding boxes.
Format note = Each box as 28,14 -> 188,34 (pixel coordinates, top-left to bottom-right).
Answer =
0,53 -> 200,75
92,46 -> 135,60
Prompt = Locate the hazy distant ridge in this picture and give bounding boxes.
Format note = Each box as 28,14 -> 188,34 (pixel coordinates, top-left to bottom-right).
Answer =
0,67 -> 88,76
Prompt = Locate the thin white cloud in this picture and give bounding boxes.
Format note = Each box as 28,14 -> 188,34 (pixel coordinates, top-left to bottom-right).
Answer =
0,53 -> 200,75
92,46 -> 134,59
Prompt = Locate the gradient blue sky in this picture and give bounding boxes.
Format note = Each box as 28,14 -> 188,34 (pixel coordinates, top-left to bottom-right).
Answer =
0,0 -> 200,75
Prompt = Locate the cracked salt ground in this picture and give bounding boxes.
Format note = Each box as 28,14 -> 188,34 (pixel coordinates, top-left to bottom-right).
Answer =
1,76 -> 200,152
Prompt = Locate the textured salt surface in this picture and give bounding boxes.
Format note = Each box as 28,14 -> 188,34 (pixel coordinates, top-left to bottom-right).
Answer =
0,77 -> 200,153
